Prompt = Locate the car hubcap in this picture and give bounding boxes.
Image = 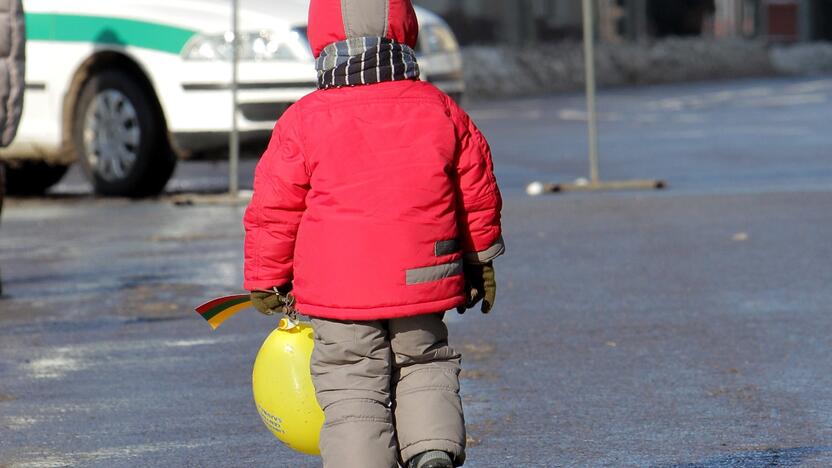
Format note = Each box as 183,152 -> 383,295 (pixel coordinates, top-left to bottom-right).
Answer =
83,90 -> 141,182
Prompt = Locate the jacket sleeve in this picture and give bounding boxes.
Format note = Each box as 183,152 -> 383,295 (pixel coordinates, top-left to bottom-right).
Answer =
243,107 -> 310,290
447,97 -> 505,264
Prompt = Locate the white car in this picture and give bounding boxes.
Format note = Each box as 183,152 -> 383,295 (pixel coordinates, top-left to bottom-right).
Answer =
2,0 -> 464,196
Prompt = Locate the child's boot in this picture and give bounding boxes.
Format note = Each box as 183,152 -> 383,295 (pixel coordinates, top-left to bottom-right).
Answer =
408,450 -> 454,468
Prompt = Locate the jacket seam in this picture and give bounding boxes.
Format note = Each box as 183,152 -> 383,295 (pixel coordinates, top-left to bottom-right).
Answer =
252,197 -> 264,284
291,107 -> 312,179
300,295 -> 461,311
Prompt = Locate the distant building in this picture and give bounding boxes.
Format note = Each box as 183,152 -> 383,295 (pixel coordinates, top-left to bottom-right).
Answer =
414,0 -> 832,45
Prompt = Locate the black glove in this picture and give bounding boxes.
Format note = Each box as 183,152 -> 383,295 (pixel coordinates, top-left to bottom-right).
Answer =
457,262 -> 496,314
250,284 -> 294,316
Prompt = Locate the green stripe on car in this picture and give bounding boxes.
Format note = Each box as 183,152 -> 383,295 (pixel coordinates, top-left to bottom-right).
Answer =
25,13 -> 197,54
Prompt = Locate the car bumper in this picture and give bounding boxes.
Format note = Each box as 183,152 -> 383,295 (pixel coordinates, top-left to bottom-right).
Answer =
159,60 -> 316,147
162,57 -> 465,154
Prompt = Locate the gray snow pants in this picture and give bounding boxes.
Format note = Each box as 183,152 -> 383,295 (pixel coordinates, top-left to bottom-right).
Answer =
310,313 -> 466,468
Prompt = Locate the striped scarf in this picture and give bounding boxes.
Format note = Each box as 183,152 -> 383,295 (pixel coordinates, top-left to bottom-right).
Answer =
315,37 -> 420,90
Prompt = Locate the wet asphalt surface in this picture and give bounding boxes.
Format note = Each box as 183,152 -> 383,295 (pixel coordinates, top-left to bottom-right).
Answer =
1,75 -> 832,467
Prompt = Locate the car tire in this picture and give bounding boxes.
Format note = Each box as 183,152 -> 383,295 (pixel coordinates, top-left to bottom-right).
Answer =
4,160 -> 70,195
73,70 -> 176,197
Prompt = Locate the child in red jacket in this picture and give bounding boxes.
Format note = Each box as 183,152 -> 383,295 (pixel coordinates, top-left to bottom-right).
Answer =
244,1 -> 503,467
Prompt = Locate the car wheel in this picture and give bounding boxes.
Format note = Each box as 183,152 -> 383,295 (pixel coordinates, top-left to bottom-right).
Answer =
4,160 -> 70,195
74,70 -> 176,197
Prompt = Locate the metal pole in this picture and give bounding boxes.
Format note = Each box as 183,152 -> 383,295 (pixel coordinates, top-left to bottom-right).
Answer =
524,0 -> 665,196
229,0 -> 240,196
582,0 -> 600,184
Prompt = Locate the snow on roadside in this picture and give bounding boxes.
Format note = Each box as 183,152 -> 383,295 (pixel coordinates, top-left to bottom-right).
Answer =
460,38 -> 832,100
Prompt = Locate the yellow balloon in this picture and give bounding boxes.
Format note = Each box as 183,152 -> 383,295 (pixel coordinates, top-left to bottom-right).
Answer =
252,319 -> 324,456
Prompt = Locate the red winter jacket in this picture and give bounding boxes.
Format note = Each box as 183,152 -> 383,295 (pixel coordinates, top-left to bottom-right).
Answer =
243,0 -> 503,320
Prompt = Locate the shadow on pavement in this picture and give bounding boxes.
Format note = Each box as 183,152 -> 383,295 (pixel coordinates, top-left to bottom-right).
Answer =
4,186 -> 238,206
655,446 -> 832,468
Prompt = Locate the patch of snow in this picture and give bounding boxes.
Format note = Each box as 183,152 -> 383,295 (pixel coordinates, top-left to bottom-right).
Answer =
460,39 -> 832,99
771,42 -> 832,75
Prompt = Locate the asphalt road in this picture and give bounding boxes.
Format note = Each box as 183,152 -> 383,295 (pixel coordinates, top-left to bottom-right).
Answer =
1,76 -> 832,467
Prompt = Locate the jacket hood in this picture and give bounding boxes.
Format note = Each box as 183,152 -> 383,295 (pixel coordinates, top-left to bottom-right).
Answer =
307,0 -> 419,58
